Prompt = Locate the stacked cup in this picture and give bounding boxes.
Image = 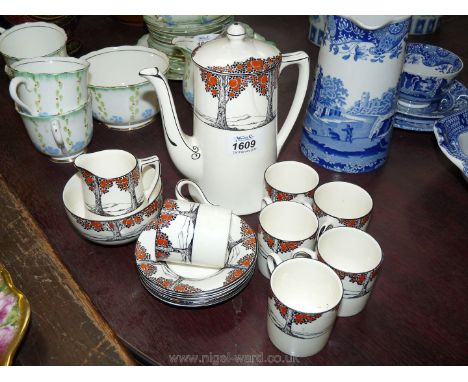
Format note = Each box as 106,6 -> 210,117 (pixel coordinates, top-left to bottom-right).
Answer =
2,22 -> 94,163
259,160 -> 383,357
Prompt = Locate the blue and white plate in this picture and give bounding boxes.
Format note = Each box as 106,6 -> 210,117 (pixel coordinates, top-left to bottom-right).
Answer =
394,81 -> 468,132
434,109 -> 468,181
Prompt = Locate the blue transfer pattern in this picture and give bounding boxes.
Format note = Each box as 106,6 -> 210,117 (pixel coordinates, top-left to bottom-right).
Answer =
110,115 -> 124,124
301,65 -> 398,173
434,109 -> 468,176
142,108 -> 153,119
398,44 -> 462,103
405,44 -> 462,74
308,16 -> 327,47
410,16 -> 441,35
394,80 -> 468,133
324,16 -> 410,63
71,141 -> 86,152
44,146 -> 60,155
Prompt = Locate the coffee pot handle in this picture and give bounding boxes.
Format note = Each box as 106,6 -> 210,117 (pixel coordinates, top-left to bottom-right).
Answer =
139,155 -> 160,200
175,179 -> 214,205
9,77 -> 36,116
276,51 -> 310,155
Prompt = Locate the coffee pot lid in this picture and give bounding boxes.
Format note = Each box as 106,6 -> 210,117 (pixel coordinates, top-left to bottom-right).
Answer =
192,22 -> 281,71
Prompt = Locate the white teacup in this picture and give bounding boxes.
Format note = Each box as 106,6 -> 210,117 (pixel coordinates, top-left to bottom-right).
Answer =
257,201 -> 318,278
154,179 -> 232,269
0,22 -> 67,67
312,181 -> 373,237
9,57 -> 89,116
75,150 -> 160,217
263,160 -> 319,207
267,253 -> 343,357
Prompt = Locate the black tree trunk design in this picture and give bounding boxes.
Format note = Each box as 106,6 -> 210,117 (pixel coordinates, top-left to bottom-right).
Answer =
92,177 -> 104,215
265,74 -> 275,123
215,76 -> 229,129
282,308 -> 294,335
107,221 -> 123,240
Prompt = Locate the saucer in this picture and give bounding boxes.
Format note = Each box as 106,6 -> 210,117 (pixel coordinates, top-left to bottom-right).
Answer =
63,166 -> 163,245
434,108 -> 468,182
135,213 -> 257,307
394,81 -> 468,132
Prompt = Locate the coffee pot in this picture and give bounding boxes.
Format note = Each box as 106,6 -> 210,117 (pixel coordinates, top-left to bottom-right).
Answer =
141,23 -> 309,215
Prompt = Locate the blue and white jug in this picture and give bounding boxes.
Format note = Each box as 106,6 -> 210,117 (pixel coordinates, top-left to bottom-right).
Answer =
301,15 -> 411,173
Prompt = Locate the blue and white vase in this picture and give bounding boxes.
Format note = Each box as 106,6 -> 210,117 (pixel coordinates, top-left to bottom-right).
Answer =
301,15 -> 411,173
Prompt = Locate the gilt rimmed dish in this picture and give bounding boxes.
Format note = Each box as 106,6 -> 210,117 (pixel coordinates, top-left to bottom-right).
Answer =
0,264 -> 30,366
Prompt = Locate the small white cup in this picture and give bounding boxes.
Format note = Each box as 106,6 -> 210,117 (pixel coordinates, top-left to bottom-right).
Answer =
257,201 -> 318,278
263,160 -> 319,208
313,181 -> 373,237
267,253 -> 343,357
154,179 -> 232,269
9,57 -> 89,116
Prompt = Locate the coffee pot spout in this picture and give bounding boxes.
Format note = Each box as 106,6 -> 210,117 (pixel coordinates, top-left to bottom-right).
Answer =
140,67 -> 202,180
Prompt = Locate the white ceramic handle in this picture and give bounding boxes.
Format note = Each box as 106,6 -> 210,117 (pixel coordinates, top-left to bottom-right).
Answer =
276,51 -> 310,154
291,247 -> 318,260
266,253 -> 284,276
261,196 -> 273,209
50,119 -> 67,154
175,179 -> 212,205
317,215 -> 338,239
139,155 -> 160,200
9,77 -> 36,115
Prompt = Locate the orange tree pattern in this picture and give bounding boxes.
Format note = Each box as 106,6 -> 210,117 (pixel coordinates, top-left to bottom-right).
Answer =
260,226 -> 305,254
73,193 -> 161,242
272,294 -> 322,336
200,55 -> 282,130
312,202 -> 370,230
266,185 -> 295,202
154,199 -> 199,263
248,57 -> 280,123
80,169 -> 113,215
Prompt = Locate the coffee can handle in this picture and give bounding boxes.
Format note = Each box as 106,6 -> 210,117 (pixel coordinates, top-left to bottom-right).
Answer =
266,253 -> 284,276
175,179 -> 213,205
139,155 -> 160,200
291,247 -> 318,260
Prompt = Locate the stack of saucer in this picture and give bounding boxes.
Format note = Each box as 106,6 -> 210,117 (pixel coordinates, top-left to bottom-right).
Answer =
135,213 -> 257,307
394,43 -> 465,132
143,15 -> 234,80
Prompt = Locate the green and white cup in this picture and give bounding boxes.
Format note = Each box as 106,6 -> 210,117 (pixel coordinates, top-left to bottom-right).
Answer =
17,95 -> 93,163
9,57 -> 89,117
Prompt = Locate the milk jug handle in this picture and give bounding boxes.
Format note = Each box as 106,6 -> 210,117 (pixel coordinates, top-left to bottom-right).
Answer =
277,51 -> 310,155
